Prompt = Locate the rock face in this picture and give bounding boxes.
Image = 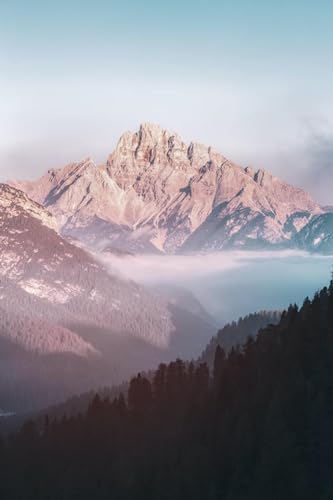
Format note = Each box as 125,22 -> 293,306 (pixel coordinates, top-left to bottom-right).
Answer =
11,123 -> 325,253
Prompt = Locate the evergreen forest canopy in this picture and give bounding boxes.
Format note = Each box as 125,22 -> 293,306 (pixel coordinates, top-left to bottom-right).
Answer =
1,277 -> 333,499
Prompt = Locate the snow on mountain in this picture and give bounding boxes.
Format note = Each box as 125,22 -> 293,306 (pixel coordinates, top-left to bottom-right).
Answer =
0,183 -> 216,411
10,123 -> 326,254
0,183 -> 174,354
294,213 -> 333,253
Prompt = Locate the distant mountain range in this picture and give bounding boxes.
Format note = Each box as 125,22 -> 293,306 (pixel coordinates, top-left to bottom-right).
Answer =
9,123 -> 333,254
0,183 -> 215,412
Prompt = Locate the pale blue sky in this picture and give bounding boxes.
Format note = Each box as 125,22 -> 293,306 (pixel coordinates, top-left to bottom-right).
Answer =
0,0 -> 332,202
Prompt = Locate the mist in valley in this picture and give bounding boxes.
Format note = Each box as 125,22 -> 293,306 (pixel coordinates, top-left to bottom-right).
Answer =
101,250 -> 333,325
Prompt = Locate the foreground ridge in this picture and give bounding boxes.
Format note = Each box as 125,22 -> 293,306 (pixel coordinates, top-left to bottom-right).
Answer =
2,277 -> 333,499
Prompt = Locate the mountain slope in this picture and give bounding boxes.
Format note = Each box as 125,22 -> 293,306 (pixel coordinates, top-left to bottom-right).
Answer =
0,183 -> 172,350
10,123 -> 324,253
0,184 -> 214,411
294,212 -> 333,253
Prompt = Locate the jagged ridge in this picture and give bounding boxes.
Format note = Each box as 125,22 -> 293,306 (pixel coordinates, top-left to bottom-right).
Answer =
10,123 -> 325,253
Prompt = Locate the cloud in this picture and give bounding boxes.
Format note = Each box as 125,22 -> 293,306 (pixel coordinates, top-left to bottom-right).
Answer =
251,118 -> 333,205
100,250 -> 309,284
99,250 -> 332,324
303,132 -> 333,206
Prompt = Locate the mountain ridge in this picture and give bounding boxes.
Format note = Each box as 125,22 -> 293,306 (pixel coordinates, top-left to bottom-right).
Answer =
0,182 -> 216,410
10,123 -> 329,254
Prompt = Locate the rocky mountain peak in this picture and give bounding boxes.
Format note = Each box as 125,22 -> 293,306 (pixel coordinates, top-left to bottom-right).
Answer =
9,124 -> 325,254
253,168 -> 274,186
139,121 -> 173,139
243,166 -> 273,186
244,166 -> 255,177
107,123 -> 190,175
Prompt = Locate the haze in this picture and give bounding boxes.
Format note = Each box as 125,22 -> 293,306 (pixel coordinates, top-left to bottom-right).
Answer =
1,0 -> 333,203
103,251 -> 333,324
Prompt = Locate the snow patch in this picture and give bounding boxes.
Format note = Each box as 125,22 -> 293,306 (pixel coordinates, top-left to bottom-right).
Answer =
19,279 -> 84,304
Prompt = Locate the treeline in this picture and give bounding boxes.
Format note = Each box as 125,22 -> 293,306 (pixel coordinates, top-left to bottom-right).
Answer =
1,280 -> 333,499
21,310 -> 278,421
200,310 -> 281,368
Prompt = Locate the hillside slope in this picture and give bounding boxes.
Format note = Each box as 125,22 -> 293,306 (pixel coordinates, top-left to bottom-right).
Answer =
0,184 -> 213,411
2,279 -> 333,499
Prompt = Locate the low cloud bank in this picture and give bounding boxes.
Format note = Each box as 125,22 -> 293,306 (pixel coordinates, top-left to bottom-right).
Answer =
99,250 -> 332,325
100,250 -> 310,284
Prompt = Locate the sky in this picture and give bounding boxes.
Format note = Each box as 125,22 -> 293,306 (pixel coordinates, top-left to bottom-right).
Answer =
0,0 -> 332,203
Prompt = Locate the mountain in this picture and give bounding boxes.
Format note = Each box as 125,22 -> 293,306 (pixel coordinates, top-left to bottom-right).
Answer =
0,184 -> 214,411
152,284 -> 218,328
294,212 -> 333,253
10,123 -> 325,254
0,183 -> 172,351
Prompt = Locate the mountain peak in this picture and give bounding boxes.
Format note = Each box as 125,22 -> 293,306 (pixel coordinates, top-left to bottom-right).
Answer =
10,125 -> 324,253
112,122 -> 183,157
139,122 -> 167,135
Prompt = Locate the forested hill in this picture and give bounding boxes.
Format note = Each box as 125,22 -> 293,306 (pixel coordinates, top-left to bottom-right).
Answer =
1,279 -> 333,499
199,310 -> 281,368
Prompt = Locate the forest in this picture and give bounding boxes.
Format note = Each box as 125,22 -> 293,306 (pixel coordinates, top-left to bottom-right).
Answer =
0,278 -> 333,499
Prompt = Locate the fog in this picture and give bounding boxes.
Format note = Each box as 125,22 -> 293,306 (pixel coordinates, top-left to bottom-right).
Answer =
102,251 -> 333,325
